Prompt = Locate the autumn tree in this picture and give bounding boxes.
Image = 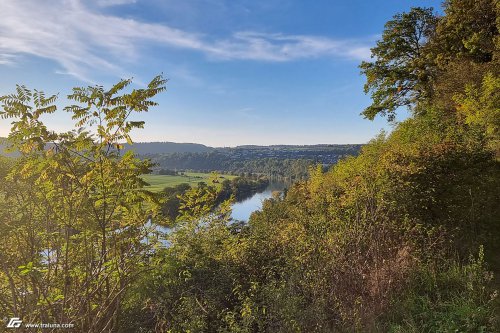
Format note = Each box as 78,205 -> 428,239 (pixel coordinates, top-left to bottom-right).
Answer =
0,76 -> 166,332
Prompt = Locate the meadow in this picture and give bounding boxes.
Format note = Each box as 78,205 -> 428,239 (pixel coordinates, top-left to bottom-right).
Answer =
141,172 -> 237,192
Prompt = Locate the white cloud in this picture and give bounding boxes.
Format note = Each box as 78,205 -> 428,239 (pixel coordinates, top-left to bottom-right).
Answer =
0,0 -> 372,82
95,0 -> 137,6
209,32 -> 371,62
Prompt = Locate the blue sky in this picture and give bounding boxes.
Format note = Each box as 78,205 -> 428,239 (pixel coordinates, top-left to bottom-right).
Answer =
0,0 -> 442,146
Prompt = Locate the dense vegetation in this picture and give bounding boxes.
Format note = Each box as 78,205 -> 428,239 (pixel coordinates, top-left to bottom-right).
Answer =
0,1 -> 498,332
151,152 -> 314,182
145,145 -> 361,182
0,76 -> 168,331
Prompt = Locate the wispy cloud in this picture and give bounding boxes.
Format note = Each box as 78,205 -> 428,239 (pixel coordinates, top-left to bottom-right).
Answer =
0,53 -> 16,65
95,0 -> 137,6
208,32 -> 372,61
0,0 -> 372,82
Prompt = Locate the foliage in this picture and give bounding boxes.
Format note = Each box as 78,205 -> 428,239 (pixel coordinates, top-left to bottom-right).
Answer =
0,76 -> 166,332
383,247 -> 498,332
360,7 -> 437,120
430,0 -> 499,66
454,72 -> 500,154
1,0 -> 499,331
124,1 -> 500,331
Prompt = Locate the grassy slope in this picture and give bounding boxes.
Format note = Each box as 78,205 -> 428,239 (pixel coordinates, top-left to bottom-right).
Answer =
141,172 -> 237,192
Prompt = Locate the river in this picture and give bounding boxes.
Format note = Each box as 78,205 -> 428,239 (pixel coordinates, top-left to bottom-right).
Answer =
148,182 -> 287,243
230,182 -> 286,221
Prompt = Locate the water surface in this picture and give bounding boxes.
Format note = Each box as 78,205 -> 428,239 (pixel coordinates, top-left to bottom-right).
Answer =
231,182 -> 285,221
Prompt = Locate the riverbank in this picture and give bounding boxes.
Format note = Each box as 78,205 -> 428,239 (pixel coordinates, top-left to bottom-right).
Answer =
158,176 -> 271,223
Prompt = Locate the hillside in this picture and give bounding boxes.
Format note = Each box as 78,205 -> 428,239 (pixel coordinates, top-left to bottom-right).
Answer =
121,141 -> 213,154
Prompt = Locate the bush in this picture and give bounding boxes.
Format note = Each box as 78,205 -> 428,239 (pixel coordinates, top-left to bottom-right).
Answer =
382,246 -> 499,332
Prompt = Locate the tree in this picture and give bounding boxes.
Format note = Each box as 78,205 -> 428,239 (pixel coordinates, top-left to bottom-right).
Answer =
0,75 -> 167,332
360,7 -> 438,121
430,0 -> 498,66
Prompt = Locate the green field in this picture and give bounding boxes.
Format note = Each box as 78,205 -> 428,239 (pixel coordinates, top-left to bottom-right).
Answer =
141,172 -> 237,192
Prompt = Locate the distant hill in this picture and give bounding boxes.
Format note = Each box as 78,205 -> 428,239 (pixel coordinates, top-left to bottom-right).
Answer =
0,139 -> 214,157
1,139 -> 361,161
122,142 -> 214,154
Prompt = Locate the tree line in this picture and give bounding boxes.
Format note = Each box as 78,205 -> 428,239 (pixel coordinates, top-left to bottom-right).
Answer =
151,152 -> 313,182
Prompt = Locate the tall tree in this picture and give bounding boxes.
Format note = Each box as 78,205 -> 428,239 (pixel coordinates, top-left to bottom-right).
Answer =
0,76 -> 166,332
360,7 -> 437,121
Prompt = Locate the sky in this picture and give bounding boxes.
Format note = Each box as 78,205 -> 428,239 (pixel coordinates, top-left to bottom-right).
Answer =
0,0 -> 443,147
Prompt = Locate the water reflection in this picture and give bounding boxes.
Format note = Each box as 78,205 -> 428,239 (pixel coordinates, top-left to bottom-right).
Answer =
230,182 -> 285,221
148,182 -> 286,247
